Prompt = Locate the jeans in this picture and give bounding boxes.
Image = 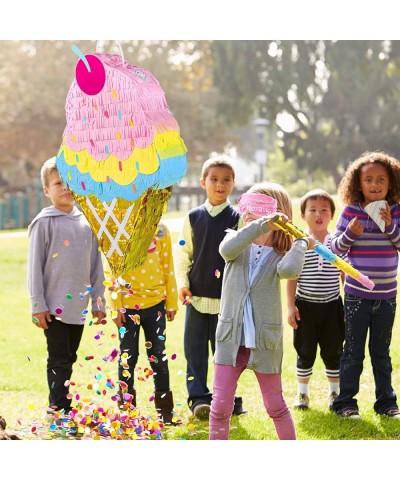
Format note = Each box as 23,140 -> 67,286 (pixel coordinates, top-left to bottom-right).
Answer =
332,294 -> 398,414
118,301 -> 170,392
44,316 -> 84,412
209,346 -> 296,440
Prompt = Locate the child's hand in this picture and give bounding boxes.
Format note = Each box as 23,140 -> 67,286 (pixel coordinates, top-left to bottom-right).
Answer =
179,287 -> 192,305
167,310 -> 176,321
306,235 -> 316,250
265,213 -> 290,231
348,217 -> 364,236
379,201 -> 391,227
32,311 -> 51,329
92,310 -> 106,325
112,311 -> 125,328
287,306 -> 300,330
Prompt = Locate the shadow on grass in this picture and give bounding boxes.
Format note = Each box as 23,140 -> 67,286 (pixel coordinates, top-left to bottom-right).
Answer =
164,414 -> 265,440
294,407 -> 400,440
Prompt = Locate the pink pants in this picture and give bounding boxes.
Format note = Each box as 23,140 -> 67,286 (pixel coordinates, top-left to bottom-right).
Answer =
209,346 -> 296,440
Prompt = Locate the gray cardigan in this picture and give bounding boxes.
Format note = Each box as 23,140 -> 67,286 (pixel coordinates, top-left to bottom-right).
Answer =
214,217 -> 307,374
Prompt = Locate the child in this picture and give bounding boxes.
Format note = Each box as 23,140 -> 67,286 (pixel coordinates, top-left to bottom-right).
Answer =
209,182 -> 314,440
331,151 -> 400,419
287,189 -> 345,410
104,222 -> 180,425
175,156 -> 246,418
28,157 -> 106,417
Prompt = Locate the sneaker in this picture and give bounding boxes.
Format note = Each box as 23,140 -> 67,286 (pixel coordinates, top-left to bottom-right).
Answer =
336,408 -> 361,419
328,392 -> 338,410
383,408 -> 400,419
294,393 -> 309,409
192,403 -> 211,419
46,406 -> 71,420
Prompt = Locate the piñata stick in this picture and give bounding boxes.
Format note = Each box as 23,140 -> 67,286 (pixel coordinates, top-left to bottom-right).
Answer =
271,214 -> 375,290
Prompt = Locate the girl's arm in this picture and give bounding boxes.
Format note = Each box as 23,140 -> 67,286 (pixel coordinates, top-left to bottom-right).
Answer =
160,225 -> 179,313
219,217 -> 270,262
331,207 -> 361,255
287,279 -> 300,330
277,238 -> 308,279
385,204 -> 400,251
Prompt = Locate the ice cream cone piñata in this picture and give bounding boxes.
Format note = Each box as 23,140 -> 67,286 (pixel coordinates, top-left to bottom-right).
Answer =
56,45 -> 187,276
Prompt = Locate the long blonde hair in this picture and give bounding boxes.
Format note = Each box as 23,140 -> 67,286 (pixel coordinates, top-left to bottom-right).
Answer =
247,181 -> 293,254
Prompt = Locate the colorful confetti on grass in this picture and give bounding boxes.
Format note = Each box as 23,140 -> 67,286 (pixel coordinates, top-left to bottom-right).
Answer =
18,289 -> 193,440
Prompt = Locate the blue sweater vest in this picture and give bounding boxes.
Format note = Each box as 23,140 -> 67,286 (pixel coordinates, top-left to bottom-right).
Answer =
188,204 -> 240,298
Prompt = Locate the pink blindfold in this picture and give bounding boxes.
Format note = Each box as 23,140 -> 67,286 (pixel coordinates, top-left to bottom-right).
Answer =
237,193 -> 278,216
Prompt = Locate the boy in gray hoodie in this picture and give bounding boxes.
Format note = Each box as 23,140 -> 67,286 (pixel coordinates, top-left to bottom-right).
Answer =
28,157 -> 106,416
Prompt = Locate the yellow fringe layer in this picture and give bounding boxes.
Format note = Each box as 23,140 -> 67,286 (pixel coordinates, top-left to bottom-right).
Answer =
60,130 -> 187,186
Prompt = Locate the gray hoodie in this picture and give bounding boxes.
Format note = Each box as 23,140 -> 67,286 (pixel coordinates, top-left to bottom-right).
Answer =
28,205 -> 106,324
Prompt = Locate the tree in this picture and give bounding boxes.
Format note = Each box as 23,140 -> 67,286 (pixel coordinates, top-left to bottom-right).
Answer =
212,40 -> 400,185
0,40 -> 227,192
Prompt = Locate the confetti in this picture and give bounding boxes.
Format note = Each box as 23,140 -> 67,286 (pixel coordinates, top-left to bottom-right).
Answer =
178,240 -> 185,246
215,269 -> 221,278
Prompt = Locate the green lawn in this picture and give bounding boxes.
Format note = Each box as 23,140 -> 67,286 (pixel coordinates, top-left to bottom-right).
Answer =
1,207 -> 400,443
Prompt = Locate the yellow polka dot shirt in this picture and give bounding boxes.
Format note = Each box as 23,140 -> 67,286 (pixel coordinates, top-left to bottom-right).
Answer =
104,223 -> 178,312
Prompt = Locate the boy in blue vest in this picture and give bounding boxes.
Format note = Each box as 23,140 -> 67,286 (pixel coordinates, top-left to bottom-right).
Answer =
176,156 -> 246,418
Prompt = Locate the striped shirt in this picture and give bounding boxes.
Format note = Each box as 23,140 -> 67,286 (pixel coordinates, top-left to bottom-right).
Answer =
331,202 -> 400,300
296,234 -> 342,303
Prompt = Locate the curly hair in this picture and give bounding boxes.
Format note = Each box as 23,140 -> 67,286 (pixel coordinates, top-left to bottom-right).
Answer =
338,151 -> 400,205
247,181 -> 293,254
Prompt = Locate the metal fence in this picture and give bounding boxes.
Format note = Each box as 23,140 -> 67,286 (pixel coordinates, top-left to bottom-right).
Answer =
0,183 -> 250,230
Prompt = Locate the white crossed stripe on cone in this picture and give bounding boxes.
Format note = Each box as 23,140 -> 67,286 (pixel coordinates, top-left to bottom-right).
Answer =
86,197 -> 133,257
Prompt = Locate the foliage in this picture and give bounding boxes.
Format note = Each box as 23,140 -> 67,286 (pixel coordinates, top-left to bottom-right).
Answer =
0,40 -> 228,193
212,40 -> 400,184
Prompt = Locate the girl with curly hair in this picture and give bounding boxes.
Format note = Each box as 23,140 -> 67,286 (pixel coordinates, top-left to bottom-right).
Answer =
331,151 -> 400,419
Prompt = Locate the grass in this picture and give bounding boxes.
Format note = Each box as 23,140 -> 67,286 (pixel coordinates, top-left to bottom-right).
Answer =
1,207 -> 400,443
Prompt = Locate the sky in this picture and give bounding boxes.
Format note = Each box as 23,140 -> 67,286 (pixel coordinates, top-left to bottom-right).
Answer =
2,0 -> 399,478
